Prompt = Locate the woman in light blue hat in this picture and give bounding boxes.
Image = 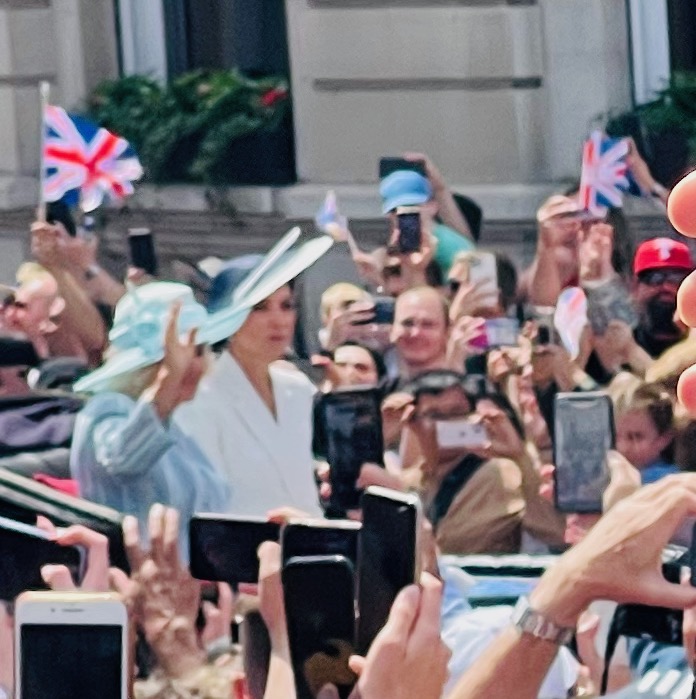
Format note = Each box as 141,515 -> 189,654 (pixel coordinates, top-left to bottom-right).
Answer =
70,281 -> 240,561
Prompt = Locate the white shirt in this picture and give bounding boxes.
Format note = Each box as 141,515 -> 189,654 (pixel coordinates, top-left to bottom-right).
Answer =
175,352 -> 322,517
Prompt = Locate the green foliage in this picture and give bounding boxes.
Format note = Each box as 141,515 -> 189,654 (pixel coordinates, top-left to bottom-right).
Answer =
86,71 -> 290,184
607,71 -> 696,146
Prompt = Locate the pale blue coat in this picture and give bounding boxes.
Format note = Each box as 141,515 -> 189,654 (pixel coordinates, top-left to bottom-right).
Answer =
70,392 -> 231,562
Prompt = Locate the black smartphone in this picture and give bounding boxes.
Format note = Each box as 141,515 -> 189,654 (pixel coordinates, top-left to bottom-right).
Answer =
188,515 -> 281,584
350,297 -> 395,326
356,487 -> 421,654
283,555 -> 357,699
281,519 -> 361,569
553,392 -> 614,514
0,515 -> 84,600
314,388 -> 385,514
127,228 -> 158,275
612,545 -> 687,648
0,336 -> 41,367
395,207 -> 422,254
378,157 -> 426,180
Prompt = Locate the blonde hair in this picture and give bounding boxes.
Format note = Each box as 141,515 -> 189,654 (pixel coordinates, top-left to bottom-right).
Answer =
320,283 -> 371,323
608,372 -> 675,435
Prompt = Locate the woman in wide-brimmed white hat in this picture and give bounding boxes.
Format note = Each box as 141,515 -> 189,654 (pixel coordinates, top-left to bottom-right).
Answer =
174,231 -> 333,518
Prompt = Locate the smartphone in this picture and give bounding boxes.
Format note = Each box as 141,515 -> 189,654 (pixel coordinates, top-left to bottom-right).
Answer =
483,318 -> 519,348
553,392 -> 614,513
315,388 -> 385,514
0,515 -> 84,600
350,296 -> 395,326
395,206 -> 422,254
0,336 -> 41,368
461,251 -> 498,307
585,280 -> 639,336
283,555 -> 357,699
435,419 -> 488,450
14,591 -> 129,699
189,514 -> 281,583
281,519 -> 361,569
356,486 -> 422,654
378,157 -> 426,180
127,227 -> 158,275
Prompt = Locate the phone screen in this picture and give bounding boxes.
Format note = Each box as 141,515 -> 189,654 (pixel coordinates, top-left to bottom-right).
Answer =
127,228 -> 158,275
435,419 -> 488,450
0,517 -> 83,600
396,213 -> 421,253
317,390 -> 384,514
283,556 -> 357,699
553,393 -> 614,513
281,522 -> 361,568
356,489 -> 419,654
189,517 -> 281,583
372,297 -> 395,325
378,157 -> 426,179
21,624 -> 123,699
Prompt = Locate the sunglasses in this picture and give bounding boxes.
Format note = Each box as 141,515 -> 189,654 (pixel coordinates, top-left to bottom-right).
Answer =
637,269 -> 689,287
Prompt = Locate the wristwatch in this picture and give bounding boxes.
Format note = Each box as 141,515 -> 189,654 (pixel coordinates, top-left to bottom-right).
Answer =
511,596 -> 575,645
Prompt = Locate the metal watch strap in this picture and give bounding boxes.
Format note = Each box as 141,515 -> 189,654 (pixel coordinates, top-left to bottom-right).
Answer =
511,595 -> 575,645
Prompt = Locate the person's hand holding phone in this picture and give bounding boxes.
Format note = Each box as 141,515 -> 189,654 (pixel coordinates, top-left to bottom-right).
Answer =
445,315 -> 485,370
30,221 -> 71,272
347,572 -> 450,699
323,301 -> 376,351
38,521 -> 110,592
579,221 -> 614,284
380,392 -> 416,446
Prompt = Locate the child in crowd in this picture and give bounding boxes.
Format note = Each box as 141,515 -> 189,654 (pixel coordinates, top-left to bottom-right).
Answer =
609,373 -> 680,484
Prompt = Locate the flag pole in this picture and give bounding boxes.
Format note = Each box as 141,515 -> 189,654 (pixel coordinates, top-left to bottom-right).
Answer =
37,80 -> 51,223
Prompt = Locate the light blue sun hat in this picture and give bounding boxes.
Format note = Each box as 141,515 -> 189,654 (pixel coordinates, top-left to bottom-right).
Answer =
73,230 -> 333,393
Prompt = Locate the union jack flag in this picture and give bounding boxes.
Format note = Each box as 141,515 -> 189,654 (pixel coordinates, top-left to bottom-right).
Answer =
43,105 -> 143,212
315,190 -> 348,235
578,130 -> 630,217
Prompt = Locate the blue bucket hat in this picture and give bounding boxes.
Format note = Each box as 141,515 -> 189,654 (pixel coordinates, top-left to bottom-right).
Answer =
379,170 -> 432,214
73,281 -> 249,393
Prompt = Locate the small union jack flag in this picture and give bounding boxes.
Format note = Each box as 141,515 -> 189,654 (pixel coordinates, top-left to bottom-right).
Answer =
578,130 -> 630,217
43,105 -> 143,212
315,190 -> 348,236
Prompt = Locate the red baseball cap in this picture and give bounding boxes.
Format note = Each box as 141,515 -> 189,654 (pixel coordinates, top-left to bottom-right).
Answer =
633,237 -> 694,275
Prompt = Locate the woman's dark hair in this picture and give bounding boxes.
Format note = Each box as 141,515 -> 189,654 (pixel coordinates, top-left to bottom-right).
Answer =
332,341 -> 387,383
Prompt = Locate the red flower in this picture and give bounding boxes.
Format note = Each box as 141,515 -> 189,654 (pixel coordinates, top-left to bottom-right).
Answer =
259,87 -> 287,108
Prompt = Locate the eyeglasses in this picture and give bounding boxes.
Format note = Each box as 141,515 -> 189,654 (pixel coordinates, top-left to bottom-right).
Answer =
637,269 -> 689,287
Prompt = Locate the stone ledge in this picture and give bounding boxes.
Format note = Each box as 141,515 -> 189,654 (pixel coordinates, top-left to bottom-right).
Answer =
0,176 -> 671,222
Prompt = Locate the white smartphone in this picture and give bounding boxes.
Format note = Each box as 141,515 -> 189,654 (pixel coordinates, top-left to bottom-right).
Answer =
14,591 -> 129,699
435,419 -> 488,449
462,251 -> 498,307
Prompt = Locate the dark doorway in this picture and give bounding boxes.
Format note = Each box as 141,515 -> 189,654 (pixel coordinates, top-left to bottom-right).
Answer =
161,0 -> 296,184
666,0 -> 696,71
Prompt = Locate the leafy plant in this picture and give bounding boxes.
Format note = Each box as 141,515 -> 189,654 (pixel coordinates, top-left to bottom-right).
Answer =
85,70 -> 290,184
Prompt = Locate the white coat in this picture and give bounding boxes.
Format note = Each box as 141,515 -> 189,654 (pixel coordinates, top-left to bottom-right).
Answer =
174,352 -> 322,517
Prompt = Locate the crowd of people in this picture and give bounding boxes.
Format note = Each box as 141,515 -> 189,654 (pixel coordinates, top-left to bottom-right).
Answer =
2,144 -> 696,699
